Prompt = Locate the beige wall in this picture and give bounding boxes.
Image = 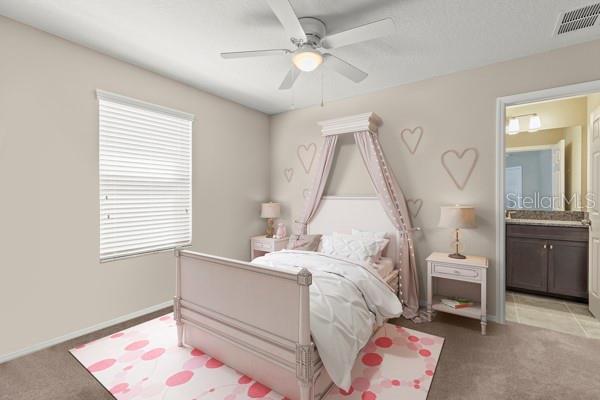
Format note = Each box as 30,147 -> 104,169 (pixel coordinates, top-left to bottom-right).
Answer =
270,38 -> 600,319
0,17 -> 269,357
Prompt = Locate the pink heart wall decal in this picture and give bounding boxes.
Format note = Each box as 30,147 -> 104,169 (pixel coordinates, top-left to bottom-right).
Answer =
406,199 -> 423,218
297,143 -> 317,174
441,147 -> 479,190
400,127 -> 424,155
284,168 -> 294,183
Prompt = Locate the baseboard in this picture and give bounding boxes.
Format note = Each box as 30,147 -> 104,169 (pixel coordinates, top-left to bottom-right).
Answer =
0,300 -> 172,365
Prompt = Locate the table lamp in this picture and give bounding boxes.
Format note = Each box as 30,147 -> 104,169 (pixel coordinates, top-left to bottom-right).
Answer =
438,205 -> 476,259
261,202 -> 280,238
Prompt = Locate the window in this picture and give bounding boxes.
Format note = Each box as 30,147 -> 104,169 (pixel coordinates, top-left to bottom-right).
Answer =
98,90 -> 193,262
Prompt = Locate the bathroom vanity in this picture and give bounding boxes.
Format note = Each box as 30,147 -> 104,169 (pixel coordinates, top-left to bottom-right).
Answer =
506,220 -> 589,300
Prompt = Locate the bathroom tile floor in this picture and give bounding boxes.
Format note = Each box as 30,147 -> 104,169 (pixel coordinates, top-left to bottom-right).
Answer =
506,291 -> 600,339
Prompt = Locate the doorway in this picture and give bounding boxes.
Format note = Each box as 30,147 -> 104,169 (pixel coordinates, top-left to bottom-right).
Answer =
496,81 -> 600,339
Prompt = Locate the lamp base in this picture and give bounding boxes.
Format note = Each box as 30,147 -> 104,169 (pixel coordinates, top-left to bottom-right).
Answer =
448,252 -> 466,259
265,218 -> 274,238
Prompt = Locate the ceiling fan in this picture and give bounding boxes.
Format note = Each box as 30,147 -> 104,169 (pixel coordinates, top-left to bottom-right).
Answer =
220,0 -> 396,90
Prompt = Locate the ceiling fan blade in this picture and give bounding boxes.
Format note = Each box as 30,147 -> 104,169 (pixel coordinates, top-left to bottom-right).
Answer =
321,18 -> 395,49
279,66 -> 301,90
266,0 -> 306,41
323,54 -> 367,83
221,49 -> 290,59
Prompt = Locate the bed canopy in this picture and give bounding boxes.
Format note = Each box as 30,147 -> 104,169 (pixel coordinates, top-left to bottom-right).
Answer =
296,112 -> 420,319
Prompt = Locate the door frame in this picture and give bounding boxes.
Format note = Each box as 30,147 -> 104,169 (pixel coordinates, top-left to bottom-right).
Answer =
495,79 -> 600,324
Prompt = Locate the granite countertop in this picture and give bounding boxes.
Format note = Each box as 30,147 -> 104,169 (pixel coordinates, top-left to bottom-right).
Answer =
505,218 -> 589,228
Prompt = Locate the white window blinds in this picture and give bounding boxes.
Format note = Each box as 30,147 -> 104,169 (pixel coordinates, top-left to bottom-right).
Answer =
98,90 -> 193,262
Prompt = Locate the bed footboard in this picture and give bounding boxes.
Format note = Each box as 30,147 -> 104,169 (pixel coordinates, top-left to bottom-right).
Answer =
174,249 -> 330,400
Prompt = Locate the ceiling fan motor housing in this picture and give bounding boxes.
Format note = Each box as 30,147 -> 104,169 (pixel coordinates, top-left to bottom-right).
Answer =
297,17 -> 326,47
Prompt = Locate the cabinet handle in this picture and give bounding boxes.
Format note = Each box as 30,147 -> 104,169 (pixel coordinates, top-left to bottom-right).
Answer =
543,243 -> 547,249
549,244 -> 553,250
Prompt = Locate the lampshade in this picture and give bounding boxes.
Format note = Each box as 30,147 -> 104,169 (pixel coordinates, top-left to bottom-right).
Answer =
261,202 -> 281,219
506,117 -> 520,135
292,48 -> 323,72
528,114 -> 541,132
438,205 -> 476,229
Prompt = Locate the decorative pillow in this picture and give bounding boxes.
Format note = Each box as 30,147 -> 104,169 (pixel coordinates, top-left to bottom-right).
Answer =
287,234 -> 322,251
320,234 -> 387,263
350,229 -> 389,260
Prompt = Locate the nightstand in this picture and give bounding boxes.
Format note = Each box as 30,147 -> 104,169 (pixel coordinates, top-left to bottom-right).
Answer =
426,252 -> 488,335
250,235 -> 288,260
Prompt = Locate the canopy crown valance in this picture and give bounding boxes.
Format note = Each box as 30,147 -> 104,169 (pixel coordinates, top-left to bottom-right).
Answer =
318,112 -> 382,136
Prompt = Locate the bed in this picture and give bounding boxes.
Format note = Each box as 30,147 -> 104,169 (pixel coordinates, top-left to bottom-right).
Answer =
174,197 -> 403,400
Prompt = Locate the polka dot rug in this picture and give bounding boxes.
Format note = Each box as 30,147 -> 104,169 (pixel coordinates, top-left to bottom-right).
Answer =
70,313 -> 444,400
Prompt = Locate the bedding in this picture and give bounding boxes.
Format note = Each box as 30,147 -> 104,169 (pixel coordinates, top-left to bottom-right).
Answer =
320,233 -> 387,263
252,250 -> 402,390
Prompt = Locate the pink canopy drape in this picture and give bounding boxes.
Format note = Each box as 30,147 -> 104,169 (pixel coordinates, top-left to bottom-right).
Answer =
294,125 -> 420,320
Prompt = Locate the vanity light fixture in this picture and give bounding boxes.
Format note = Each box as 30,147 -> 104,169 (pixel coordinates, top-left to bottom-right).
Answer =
505,113 -> 542,135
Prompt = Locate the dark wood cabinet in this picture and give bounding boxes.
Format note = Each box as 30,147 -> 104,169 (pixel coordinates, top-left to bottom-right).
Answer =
548,240 -> 588,298
507,237 -> 548,292
506,224 -> 588,300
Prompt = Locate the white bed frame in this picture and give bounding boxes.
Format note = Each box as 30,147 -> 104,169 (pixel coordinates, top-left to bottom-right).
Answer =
174,197 -> 400,400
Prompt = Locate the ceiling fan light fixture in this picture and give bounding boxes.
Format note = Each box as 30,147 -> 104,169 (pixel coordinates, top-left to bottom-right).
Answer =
528,114 -> 541,132
506,117 -> 520,135
292,48 -> 323,72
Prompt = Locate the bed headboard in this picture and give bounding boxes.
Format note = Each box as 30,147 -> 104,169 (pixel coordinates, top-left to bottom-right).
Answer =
307,196 -> 401,262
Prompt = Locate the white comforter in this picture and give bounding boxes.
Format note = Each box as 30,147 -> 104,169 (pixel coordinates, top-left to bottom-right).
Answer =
252,250 -> 402,390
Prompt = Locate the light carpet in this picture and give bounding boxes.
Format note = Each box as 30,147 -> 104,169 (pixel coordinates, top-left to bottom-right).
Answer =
69,313 -> 444,400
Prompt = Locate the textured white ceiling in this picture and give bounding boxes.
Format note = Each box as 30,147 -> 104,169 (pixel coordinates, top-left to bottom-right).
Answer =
1,0 -> 600,115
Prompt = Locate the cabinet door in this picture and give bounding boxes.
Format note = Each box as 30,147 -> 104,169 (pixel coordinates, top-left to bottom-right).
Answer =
506,237 -> 548,292
548,240 -> 588,299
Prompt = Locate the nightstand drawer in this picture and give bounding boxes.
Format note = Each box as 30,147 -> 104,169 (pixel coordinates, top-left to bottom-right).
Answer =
254,241 -> 273,251
433,263 -> 481,281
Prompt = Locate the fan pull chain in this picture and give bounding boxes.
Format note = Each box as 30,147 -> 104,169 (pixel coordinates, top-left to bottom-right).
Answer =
320,69 -> 324,107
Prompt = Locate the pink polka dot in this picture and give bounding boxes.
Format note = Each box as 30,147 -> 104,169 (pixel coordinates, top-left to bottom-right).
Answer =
109,383 -> 129,394
375,337 -> 393,348
225,395 -> 236,400
166,370 -> 193,387
88,358 -> 116,372
419,349 -> 431,357
191,348 -> 204,357
110,332 -> 124,339
123,365 -> 133,371
414,379 -> 420,384
420,337 -> 434,346
362,391 -> 377,400
141,348 -> 165,361
391,379 -> 400,386
238,375 -> 252,384
408,335 -> 419,342
425,370 -> 434,376
339,387 -> 354,396
125,340 -> 149,351
352,377 -> 371,391
362,353 -> 383,367
159,315 -> 171,321
205,358 -> 223,368
247,382 -> 271,398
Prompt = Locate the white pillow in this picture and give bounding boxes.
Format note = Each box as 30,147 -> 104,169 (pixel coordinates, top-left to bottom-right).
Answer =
350,229 -> 389,260
320,234 -> 387,263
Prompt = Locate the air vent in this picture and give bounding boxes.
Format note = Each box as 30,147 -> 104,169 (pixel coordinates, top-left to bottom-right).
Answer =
555,3 -> 600,35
